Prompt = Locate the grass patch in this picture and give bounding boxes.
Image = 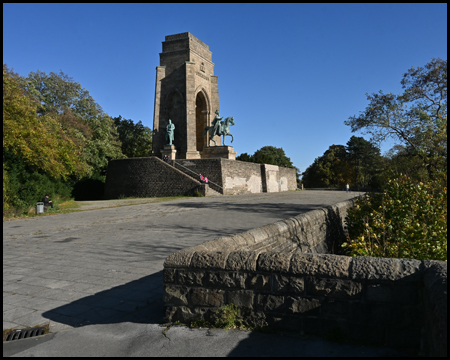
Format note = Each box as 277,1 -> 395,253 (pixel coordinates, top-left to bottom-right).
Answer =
58,199 -> 80,209
214,304 -> 246,330
187,304 -> 258,331
192,190 -> 204,197
3,196 -> 191,220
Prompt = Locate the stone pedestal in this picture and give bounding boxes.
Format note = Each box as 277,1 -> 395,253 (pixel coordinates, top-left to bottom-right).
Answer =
161,145 -> 177,160
201,146 -> 236,160
185,150 -> 201,159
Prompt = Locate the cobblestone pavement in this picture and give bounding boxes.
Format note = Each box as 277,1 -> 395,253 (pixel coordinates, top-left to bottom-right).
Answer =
3,191 -> 363,333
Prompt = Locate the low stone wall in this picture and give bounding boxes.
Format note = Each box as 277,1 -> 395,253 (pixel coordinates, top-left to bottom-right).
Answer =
163,199 -> 447,356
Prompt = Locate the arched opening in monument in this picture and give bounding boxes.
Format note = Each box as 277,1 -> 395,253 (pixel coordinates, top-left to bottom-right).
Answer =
167,91 -> 185,154
195,92 -> 208,152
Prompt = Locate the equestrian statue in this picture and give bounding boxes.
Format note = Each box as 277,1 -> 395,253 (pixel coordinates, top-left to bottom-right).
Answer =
202,109 -> 235,146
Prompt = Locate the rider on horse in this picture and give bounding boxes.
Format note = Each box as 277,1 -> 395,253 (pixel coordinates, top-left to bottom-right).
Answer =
212,109 -> 223,137
203,110 -> 234,146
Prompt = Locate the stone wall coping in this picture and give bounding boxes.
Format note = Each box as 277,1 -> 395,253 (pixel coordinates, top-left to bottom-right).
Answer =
164,199 -> 356,269
165,248 -> 445,282
163,197 -> 444,282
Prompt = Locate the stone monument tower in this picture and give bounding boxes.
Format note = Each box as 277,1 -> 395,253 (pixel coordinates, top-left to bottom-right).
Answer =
152,32 -> 221,159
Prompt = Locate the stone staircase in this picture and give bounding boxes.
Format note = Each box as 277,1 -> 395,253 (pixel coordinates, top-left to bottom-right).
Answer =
172,160 -> 223,196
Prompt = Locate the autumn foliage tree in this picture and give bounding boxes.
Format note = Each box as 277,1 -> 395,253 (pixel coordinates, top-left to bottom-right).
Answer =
3,65 -> 86,213
3,65 -> 126,214
24,69 -> 123,176
3,65 -> 87,179
343,174 -> 447,260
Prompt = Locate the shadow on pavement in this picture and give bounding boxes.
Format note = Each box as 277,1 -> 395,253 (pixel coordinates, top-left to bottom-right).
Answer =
226,331 -> 407,357
42,271 -> 165,328
165,201 -> 325,219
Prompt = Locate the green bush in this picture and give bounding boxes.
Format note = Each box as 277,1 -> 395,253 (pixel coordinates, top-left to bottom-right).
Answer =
3,152 -> 73,217
342,174 -> 447,260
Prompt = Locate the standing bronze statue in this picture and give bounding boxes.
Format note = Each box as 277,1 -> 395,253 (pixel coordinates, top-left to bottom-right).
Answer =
166,119 -> 175,145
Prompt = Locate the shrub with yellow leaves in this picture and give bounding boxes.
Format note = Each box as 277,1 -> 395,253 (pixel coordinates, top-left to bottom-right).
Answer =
342,174 -> 447,260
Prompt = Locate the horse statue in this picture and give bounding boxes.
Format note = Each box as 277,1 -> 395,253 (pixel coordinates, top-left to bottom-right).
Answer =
202,116 -> 235,146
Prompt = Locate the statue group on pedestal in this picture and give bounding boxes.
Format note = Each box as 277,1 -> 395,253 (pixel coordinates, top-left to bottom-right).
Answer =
202,110 -> 235,146
165,110 -> 235,147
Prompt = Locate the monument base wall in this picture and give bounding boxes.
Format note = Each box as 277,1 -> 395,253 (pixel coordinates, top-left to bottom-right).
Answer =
104,157 -> 297,199
104,157 -> 205,199
175,159 -> 297,195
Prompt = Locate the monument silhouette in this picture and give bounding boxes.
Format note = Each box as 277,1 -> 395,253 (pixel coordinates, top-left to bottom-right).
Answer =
152,32 -> 236,159
104,33 -> 296,198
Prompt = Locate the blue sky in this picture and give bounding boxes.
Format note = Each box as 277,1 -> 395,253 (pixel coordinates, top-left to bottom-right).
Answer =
3,3 -> 447,175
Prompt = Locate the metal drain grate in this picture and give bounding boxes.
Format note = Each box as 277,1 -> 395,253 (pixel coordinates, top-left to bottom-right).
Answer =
4,326 -> 46,341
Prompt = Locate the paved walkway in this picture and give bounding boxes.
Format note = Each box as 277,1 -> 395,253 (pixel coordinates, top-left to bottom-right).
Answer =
3,191 -> 406,356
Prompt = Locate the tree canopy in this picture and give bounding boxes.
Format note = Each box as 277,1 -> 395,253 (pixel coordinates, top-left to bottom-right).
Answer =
3,65 -> 86,179
346,136 -> 384,188
237,146 -> 300,182
113,116 -> 153,158
301,137 -> 384,188
24,69 -> 124,175
237,146 -> 300,184
237,146 -> 294,168
3,65 -> 127,215
342,59 -> 447,260
301,144 -> 354,188
345,58 -> 447,180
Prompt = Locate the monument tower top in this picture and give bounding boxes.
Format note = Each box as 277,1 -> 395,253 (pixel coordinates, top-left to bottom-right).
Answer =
152,32 -> 220,159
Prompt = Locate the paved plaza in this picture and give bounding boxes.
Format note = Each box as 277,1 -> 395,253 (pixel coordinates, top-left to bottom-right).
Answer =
3,190 -> 407,356
4,191 -> 362,333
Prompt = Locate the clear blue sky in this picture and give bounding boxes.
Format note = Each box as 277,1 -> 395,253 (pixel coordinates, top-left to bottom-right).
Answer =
3,3 -> 447,175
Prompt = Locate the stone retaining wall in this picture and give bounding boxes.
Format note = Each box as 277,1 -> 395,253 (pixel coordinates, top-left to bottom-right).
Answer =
163,199 -> 447,356
105,157 -> 297,198
176,159 -> 297,195
104,157 -> 204,198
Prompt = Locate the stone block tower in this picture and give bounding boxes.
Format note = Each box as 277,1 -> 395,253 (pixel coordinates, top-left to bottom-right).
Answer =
152,32 -> 220,159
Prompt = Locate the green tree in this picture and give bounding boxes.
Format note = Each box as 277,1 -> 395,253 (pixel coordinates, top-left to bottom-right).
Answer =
113,116 -> 153,158
3,65 -> 86,179
237,146 -> 300,183
3,65 -> 85,214
345,58 -> 447,180
251,146 -> 294,168
346,136 -> 384,188
25,70 -> 123,176
384,144 -> 429,182
236,152 -> 253,162
302,145 -> 354,188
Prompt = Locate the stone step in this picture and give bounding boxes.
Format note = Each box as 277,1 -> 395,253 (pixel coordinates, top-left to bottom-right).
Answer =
205,185 -> 222,196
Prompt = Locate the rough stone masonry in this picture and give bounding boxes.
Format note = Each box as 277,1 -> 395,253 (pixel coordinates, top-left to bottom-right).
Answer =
163,199 -> 447,356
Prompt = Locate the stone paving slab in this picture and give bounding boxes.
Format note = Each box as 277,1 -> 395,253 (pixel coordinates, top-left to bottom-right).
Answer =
4,322 -> 406,357
3,191 -> 362,334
